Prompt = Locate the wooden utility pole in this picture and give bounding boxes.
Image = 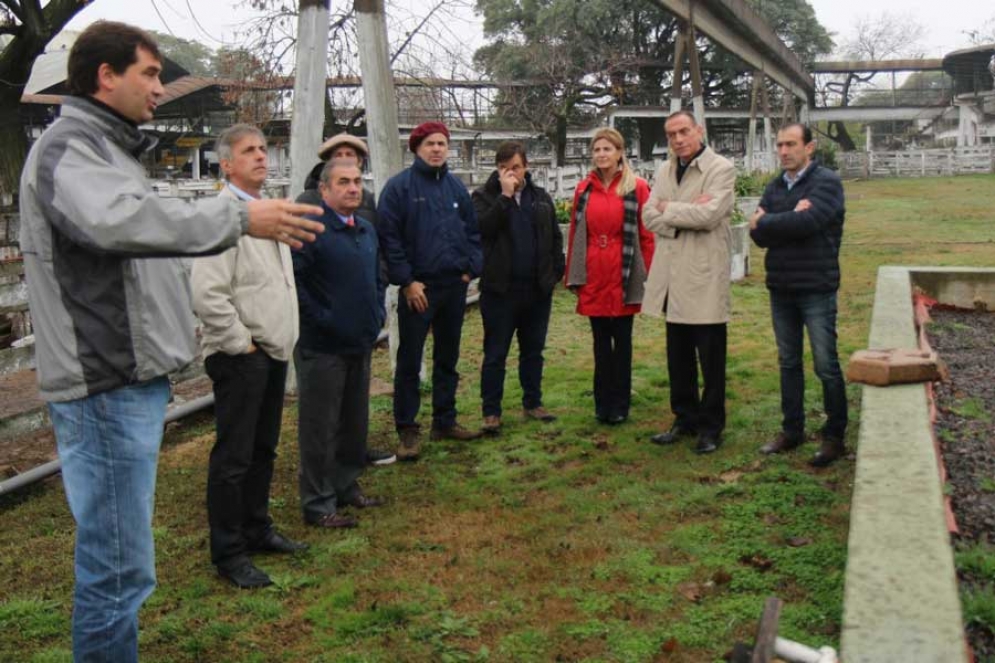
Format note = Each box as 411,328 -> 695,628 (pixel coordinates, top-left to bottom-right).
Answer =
289,0 -> 330,199
286,0 -> 329,394
355,0 -> 404,196
747,71 -> 761,173
670,30 -> 686,114
685,2 -> 707,143
356,0 -> 407,373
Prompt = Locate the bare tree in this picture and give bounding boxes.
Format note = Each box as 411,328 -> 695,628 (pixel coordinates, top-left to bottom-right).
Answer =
817,12 -> 926,150
964,16 -> 995,45
235,0 -> 478,133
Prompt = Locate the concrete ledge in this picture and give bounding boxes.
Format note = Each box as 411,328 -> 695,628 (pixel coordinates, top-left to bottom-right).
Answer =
840,266 -> 992,663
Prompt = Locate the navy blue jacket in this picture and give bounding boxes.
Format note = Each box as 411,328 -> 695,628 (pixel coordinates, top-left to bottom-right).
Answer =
377,157 -> 483,287
750,162 -> 845,294
292,204 -> 387,355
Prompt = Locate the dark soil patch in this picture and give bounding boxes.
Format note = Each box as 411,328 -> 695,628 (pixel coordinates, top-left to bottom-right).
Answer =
927,307 -> 995,661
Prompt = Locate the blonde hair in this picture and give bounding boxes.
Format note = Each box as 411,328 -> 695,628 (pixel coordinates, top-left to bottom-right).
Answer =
590,127 -> 636,198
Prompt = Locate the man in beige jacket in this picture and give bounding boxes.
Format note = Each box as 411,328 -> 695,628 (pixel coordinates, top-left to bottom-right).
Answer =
192,124 -> 307,589
642,111 -> 737,454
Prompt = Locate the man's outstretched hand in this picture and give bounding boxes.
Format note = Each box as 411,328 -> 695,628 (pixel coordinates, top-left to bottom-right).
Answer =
246,199 -> 325,248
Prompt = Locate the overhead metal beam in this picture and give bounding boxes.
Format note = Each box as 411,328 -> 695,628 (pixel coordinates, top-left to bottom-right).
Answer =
609,105 -> 949,123
812,59 -> 945,73
648,0 -> 814,100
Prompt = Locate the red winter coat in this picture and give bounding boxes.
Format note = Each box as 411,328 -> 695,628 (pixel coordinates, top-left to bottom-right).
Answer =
566,171 -> 654,317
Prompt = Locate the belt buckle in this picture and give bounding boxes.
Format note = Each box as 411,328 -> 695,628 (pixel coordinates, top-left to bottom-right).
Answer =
597,234 -> 609,249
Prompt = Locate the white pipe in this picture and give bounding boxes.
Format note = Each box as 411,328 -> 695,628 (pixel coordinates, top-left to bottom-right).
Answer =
774,637 -> 838,663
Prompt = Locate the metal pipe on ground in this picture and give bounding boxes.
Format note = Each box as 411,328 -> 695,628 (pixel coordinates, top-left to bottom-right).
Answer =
0,291 -> 477,497
0,393 -> 216,497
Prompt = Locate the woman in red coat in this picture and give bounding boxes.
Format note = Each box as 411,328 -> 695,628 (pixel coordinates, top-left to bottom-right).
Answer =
565,128 -> 654,424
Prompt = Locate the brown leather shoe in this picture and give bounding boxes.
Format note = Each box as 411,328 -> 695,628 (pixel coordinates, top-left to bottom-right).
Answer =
309,513 -> 358,529
760,432 -> 804,455
342,493 -> 384,509
481,415 -> 502,435
430,423 -> 482,441
810,434 -> 845,467
397,427 -> 421,461
524,406 -> 557,422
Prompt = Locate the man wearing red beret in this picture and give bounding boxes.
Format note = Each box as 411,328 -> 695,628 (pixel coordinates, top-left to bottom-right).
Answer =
377,122 -> 484,460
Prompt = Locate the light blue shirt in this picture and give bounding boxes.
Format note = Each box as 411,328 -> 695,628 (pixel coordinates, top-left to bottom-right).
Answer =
226,182 -> 260,201
782,162 -> 811,191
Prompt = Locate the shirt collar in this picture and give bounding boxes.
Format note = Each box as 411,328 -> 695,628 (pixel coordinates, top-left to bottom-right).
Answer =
783,161 -> 812,190
227,182 -> 260,201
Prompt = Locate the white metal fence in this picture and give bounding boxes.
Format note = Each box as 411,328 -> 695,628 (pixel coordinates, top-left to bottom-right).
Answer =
838,147 -> 995,178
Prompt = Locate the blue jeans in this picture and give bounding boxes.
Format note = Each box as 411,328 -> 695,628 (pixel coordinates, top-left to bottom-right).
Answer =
770,291 -> 848,440
48,377 -> 171,663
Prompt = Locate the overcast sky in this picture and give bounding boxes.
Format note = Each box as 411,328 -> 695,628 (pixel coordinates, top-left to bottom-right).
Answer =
63,0 -> 992,60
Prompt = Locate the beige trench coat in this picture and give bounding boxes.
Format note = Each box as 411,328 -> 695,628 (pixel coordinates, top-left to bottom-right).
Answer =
641,147 -> 736,324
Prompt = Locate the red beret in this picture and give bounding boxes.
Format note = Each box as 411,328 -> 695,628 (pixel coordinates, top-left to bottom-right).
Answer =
409,121 -> 450,153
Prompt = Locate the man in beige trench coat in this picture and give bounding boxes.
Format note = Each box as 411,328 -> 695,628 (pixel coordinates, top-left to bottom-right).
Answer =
642,111 -> 737,454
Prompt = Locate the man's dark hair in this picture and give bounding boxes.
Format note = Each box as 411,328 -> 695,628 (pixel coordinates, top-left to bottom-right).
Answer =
495,141 -> 528,166
67,21 -> 162,96
665,110 -> 698,126
780,122 -> 813,144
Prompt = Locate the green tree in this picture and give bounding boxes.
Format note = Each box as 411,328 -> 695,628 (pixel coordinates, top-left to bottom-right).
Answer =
0,0 -> 89,198
149,31 -> 217,77
474,0 -> 832,163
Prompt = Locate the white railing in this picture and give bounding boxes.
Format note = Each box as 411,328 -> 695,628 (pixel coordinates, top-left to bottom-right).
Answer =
839,147 -> 995,178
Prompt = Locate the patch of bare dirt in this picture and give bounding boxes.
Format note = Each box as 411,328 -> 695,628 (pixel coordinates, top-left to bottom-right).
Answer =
927,307 -> 995,661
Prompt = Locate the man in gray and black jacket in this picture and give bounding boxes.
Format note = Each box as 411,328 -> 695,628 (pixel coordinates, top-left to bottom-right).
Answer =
19,22 -> 321,662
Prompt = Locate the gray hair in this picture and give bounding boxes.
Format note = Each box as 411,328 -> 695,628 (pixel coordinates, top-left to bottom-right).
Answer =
216,124 -> 266,162
320,157 -> 362,185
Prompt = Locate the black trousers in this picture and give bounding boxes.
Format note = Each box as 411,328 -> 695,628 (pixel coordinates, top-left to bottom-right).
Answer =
479,288 -> 552,417
589,315 -> 634,419
666,322 -> 727,436
394,281 -> 468,430
204,350 -> 287,568
295,346 -> 368,523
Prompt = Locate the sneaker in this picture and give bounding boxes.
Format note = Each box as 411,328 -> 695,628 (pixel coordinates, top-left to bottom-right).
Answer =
481,415 -> 502,435
430,423 -> 483,441
397,427 -> 421,461
524,406 -> 557,422
367,447 -> 397,466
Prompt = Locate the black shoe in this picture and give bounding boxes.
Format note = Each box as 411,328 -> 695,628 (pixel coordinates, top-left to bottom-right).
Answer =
218,560 -> 273,589
367,447 -> 397,466
248,530 -> 309,555
651,424 -> 697,445
694,433 -> 722,455
606,413 -> 627,425
760,432 -> 804,455
307,513 -> 359,529
809,435 -> 845,467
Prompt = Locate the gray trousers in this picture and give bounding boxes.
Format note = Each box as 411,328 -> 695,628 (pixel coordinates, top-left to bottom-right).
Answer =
294,346 -> 370,523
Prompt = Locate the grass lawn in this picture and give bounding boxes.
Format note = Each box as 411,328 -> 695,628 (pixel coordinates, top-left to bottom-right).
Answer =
1,174 -> 993,662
